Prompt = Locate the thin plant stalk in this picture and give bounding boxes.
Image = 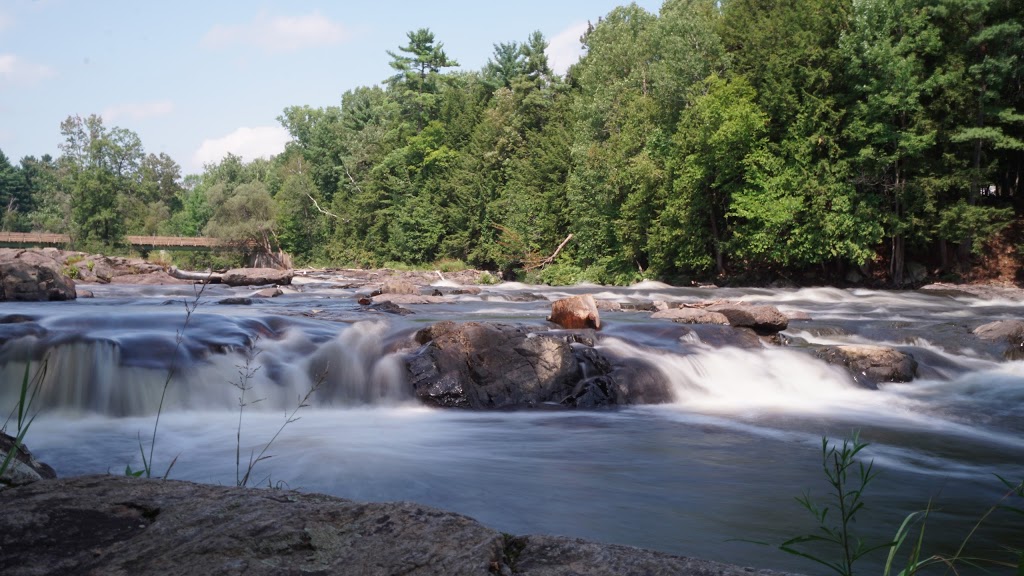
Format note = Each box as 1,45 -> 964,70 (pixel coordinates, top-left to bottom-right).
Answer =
133,278 -> 209,478
238,365 -> 326,488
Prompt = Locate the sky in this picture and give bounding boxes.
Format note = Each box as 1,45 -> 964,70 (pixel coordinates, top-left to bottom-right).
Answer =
0,0 -> 662,174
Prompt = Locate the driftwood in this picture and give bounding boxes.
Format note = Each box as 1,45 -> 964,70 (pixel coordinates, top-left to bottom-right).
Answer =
525,234 -> 574,271
168,267 -> 222,283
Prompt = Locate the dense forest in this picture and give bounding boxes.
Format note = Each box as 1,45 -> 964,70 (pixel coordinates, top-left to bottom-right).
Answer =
1,0 -> 1021,285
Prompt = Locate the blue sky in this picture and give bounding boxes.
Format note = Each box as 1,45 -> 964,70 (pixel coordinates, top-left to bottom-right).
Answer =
1,0 -> 662,174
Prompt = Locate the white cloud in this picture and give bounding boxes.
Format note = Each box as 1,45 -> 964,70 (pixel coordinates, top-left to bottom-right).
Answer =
102,100 -> 175,123
0,53 -> 55,86
192,126 -> 291,169
547,21 -> 589,76
201,11 -> 349,53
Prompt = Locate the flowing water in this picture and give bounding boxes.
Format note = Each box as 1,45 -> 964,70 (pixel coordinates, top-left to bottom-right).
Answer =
1,276 -> 1022,573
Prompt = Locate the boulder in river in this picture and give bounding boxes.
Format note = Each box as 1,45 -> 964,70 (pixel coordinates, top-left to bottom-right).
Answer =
0,475 -> 793,576
221,268 -> 294,287
707,303 -> 789,335
548,294 -> 601,330
0,249 -> 76,301
972,319 -> 1024,360
406,321 -> 670,409
815,345 -> 918,388
651,308 -> 730,325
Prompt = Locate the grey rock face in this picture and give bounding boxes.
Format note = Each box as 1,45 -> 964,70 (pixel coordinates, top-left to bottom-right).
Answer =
0,249 -> 76,301
0,476 -> 799,576
0,432 -> 57,488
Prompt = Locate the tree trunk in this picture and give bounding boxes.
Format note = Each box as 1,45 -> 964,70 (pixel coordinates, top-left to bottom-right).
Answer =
891,235 -> 905,286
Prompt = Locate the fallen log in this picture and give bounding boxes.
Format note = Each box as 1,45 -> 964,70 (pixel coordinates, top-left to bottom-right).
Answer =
168,266 -> 222,283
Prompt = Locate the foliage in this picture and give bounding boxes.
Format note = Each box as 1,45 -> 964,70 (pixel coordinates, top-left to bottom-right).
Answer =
5,1 -> 1022,283
1,361 -> 46,482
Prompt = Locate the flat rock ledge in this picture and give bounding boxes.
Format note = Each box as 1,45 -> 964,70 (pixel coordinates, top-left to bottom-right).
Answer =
0,475 -> 798,576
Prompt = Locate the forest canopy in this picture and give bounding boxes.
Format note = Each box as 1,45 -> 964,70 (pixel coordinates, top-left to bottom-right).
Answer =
1,0 -> 1021,285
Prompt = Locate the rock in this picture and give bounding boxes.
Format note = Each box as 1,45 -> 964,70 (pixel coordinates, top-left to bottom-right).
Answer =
0,249 -> 76,301
651,308 -> 730,325
221,268 -> 294,287
548,294 -> 601,330
373,293 -> 446,305
907,261 -> 928,284
253,287 -> 283,298
595,299 -> 622,311
366,301 -> 414,315
707,303 -> 789,334
815,345 -> 918,388
406,322 -> 669,409
786,310 -> 812,321
845,269 -> 863,284
973,319 -> 1024,360
376,278 -> 418,295
449,287 -> 482,295
216,297 -> 253,305
0,433 -> 56,488
0,475 -> 792,576
76,289 -> 94,298
110,271 -> 190,285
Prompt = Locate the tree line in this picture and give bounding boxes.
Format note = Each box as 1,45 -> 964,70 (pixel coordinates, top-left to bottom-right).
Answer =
1,0 -> 1021,284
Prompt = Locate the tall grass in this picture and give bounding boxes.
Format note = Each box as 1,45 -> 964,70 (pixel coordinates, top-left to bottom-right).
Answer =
126,280 -> 209,478
777,433 -> 1024,575
0,360 -> 47,481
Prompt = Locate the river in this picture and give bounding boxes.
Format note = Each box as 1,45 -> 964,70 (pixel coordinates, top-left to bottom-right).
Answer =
1,274 -> 1022,574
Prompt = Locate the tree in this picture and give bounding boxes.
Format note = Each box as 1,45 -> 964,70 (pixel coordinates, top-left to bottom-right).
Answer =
386,28 -> 460,130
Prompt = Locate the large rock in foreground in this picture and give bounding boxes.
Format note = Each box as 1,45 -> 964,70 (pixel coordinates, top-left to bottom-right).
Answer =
0,249 -> 76,301
815,345 -> 918,388
0,475 -> 793,576
221,267 -> 294,287
406,321 -> 672,409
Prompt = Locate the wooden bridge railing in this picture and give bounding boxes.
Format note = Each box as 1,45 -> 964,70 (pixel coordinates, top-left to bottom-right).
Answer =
0,232 -> 224,249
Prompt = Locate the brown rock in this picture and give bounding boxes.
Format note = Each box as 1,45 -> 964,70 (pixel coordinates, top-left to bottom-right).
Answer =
651,308 -> 730,325
0,249 -> 76,301
816,345 -> 918,388
373,293 -> 446,305
548,294 -> 600,330
254,287 -> 283,298
708,303 -> 789,334
378,278 -> 418,295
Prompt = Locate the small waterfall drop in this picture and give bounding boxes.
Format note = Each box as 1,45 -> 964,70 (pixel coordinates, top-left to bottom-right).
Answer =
0,321 -> 412,417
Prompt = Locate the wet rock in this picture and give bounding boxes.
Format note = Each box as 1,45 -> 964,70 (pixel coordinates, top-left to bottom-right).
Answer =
366,301 -> 414,315
373,293 -> 446,305
548,294 -> 601,330
0,475 -> 792,576
786,310 -> 812,321
620,301 -> 657,312
708,303 -> 789,335
651,308 -> 730,325
216,297 -> 253,305
253,287 -> 283,298
0,249 -> 76,301
76,289 -> 94,298
449,287 -> 482,295
595,299 -> 622,311
406,322 -> 668,409
815,345 -> 918,388
972,319 -> 1024,360
0,433 -> 56,488
221,268 -> 294,287
686,325 -> 764,349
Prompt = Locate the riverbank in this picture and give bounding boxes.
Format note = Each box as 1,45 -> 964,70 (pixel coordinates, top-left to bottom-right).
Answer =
0,435 -> 795,576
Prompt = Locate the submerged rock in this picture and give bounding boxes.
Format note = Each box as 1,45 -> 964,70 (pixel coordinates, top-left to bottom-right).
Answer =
815,345 -> 918,388
0,475 -> 794,576
0,249 -> 76,301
